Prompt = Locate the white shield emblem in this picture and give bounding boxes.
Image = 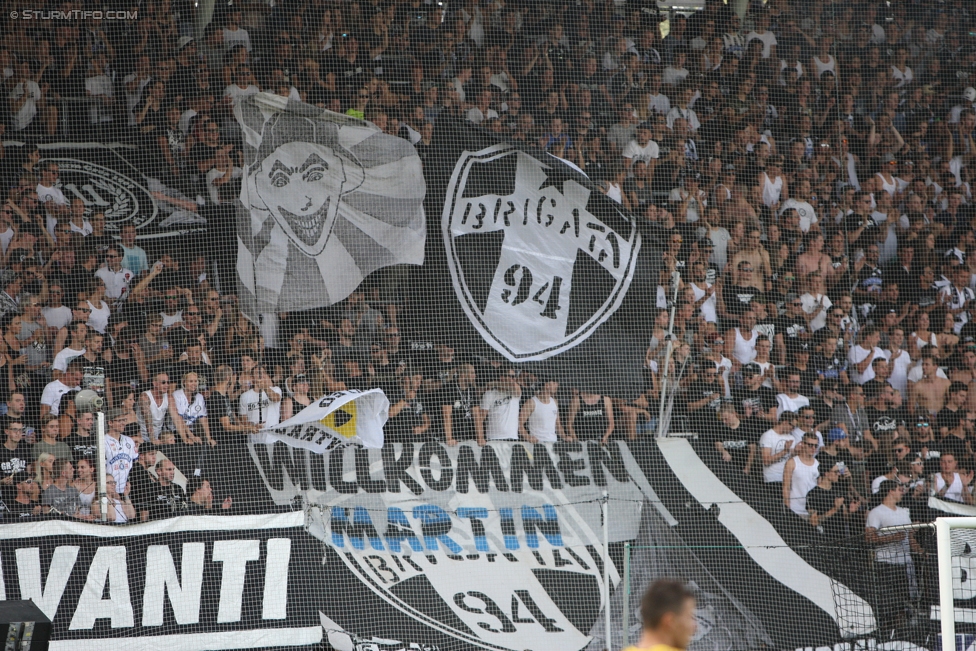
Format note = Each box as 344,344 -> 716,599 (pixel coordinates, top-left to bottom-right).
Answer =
442,145 -> 641,361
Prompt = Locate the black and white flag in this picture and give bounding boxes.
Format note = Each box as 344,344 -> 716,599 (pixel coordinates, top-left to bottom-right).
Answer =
417,118 -> 660,399
233,93 -> 426,314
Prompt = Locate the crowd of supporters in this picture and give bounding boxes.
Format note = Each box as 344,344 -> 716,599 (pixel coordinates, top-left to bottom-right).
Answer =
0,0 -> 972,595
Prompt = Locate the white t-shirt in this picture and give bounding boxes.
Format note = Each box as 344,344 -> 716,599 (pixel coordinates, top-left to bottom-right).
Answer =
480,389 -> 520,440
865,503 -> 912,564
37,183 -> 67,208
746,30 -> 777,58
465,107 -> 499,124
760,429 -> 795,483
800,293 -> 831,332
665,106 -> 700,131
42,306 -> 73,330
94,266 -> 135,300
886,349 -> 912,397
41,379 -> 81,416
223,84 -> 260,107
776,393 -> 809,418
848,345 -> 888,384
9,81 -> 40,131
239,387 -> 282,428
174,389 -> 208,430
85,74 -> 114,123
52,346 -> 85,372
780,199 -> 817,232
105,434 -> 139,494
622,139 -> 660,163
222,26 -> 252,52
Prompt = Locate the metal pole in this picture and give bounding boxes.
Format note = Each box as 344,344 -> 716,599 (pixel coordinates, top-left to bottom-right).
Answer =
656,271 -> 681,438
96,412 -> 108,522
602,491 -> 611,651
622,542 -> 631,648
936,518 -> 955,650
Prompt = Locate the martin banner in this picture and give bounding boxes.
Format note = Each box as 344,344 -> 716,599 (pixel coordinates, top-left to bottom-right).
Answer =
415,117 -> 661,399
233,93 -> 427,316
247,438 -> 673,651
260,388 -> 390,451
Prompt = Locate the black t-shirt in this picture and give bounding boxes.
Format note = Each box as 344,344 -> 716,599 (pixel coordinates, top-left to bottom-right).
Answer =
0,442 -> 30,488
796,366 -> 819,398
206,391 -> 236,443
108,354 -> 141,392
917,437 -> 948,475
844,213 -> 881,250
723,285 -> 764,316
937,406 -> 965,435
774,314 -> 808,342
704,422 -> 754,463
685,380 -> 722,416
143,482 -> 189,521
731,385 -> 777,419
806,484 -> 847,538
128,463 -> 156,512
64,432 -> 97,463
80,358 -> 108,395
437,383 -> 477,441
809,397 -> 838,429
387,391 -> 428,442
865,406 -> 905,440
856,265 -> 885,303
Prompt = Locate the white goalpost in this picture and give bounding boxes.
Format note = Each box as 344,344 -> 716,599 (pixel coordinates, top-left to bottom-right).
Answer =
936,517 -> 976,650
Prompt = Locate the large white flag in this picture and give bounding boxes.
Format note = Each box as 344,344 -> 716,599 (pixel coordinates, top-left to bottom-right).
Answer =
259,389 -> 389,451
233,93 -> 426,316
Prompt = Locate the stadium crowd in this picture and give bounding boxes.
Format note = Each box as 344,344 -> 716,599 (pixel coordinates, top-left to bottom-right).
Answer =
0,0 -> 971,581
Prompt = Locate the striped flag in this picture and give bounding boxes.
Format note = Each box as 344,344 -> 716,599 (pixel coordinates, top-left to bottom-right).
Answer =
233,93 -> 426,314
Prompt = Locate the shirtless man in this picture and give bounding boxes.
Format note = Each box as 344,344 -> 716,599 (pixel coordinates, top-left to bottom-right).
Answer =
950,347 -> 976,413
909,354 -> 951,417
728,225 -> 772,290
794,231 -> 833,285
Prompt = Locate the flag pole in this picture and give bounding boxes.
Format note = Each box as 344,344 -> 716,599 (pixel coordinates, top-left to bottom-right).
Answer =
656,270 -> 681,438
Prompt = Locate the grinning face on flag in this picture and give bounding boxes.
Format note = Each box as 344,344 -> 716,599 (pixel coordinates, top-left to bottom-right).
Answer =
255,142 -> 348,256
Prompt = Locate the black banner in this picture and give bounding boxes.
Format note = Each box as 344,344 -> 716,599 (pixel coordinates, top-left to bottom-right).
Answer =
0,513 -> 320,650
413,118 -> 662,400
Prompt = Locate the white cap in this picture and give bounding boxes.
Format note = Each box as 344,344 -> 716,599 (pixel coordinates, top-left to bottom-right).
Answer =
965,87 -> 976,102
176,36 -> 195,52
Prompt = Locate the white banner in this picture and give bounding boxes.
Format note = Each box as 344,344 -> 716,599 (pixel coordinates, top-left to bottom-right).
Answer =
258,388 -> 389,451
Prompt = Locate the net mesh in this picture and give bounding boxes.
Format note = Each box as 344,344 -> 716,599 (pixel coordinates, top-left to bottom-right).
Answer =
0,1 -> 973,650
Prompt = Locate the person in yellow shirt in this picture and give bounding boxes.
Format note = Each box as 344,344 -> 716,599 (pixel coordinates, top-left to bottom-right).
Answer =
623,578 -> 697,651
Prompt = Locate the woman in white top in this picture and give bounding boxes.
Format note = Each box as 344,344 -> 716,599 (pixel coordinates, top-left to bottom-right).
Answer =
810,37 -> 837,80
172,372 -> 214,446
908,311 -> 939,360
519,379 -> 569,444
84,279 -> 112,334
71,457 -> 96,520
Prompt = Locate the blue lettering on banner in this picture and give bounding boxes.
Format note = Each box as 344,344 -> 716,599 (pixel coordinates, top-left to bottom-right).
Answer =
328,504 -> 565,553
